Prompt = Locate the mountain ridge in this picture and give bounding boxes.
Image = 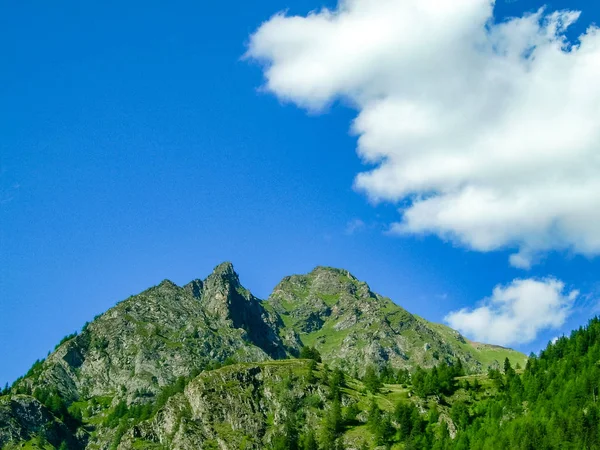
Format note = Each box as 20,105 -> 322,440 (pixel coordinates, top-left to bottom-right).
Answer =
0,261 -> 526,449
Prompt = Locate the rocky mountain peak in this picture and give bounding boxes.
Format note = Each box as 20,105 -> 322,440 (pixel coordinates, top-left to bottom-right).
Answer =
211,261 -> 238,279
143,278 -> 183,300
310,266 -> 369,294
201,262 -> 245,316
271,266 -> 376,309
157,279 -> 178,289
310,265 -> 358,280
199,262 -> 287,358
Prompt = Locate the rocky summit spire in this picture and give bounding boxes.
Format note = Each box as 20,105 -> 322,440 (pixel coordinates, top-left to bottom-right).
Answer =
200,262 -> 287,358
182,262 -> 236,300
211,261 -> 237,278
201,262 -> 243,316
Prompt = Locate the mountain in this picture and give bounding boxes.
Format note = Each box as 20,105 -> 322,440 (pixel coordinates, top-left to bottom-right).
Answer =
265,266 -> 525,375
0,262 -> 526,449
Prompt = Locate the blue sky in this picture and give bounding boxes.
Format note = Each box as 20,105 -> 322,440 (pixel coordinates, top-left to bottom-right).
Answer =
2,0 -> 600,386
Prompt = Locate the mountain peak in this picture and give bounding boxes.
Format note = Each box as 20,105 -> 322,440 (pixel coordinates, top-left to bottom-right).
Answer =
212,261 -> 236,277
200,262 -> 287,358
270,266 -> 370,303
202,262 -> 241,295
158,279 -> 178,288
310,266 -> 359,281
202,262 -> 242,301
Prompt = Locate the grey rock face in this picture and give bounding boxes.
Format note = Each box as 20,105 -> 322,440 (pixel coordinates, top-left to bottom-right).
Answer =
118,361 -> 323,450
0,395 -> 80,448
201,262 -> 288,358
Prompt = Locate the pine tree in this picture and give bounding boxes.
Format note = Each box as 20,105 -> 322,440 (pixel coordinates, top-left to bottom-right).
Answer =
503,357 -> 512,374
344,402 -> 360,424
321,397 -> 343,448
363,365 -> 381,393
329,397 -> 343,434
299,346 -> 322,363
367,398 -> 382,432
307,359 -> 317,384
301,430 -> 318,450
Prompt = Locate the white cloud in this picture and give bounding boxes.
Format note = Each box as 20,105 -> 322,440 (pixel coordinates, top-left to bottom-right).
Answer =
246,0 -> 600,267
445,278 -> 578,346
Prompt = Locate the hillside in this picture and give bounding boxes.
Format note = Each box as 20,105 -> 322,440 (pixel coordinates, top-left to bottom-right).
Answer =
0,262 -> 527,449
265,266 -> 525,374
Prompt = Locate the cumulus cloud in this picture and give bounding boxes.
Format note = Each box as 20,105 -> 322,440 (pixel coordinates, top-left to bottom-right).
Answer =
246,0 -> 600,267
445,278 -> 578,346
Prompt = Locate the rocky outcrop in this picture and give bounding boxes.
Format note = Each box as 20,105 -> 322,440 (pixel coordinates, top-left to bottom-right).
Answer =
118,361 -> 326,450
0,395 -> 80,448
201,262 -> 288,358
